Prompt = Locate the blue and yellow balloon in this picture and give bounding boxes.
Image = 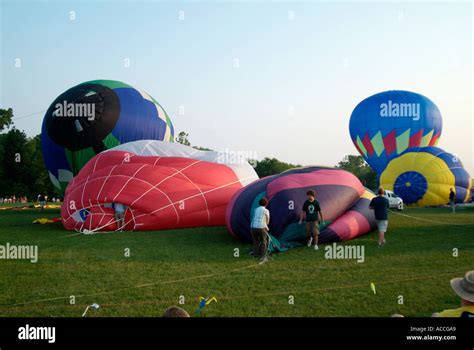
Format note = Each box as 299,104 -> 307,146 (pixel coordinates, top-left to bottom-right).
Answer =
349,90 -> 443,174
379,147 -> 472,207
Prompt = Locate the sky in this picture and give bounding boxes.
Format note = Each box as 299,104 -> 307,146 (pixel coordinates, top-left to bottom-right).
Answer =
1,0 -> 473,175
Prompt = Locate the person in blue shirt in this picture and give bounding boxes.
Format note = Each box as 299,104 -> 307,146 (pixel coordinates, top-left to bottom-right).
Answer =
369,188 -> 390,246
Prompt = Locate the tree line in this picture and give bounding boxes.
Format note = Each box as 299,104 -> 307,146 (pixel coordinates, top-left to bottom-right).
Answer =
175,131 -> 378,189
0,108 -> 55,199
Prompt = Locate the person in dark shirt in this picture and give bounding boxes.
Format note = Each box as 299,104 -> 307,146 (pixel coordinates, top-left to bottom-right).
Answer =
369,188 -> 390,246
449,188 -> 456,214
37,194 -> 46,210
299,190 -> 323,250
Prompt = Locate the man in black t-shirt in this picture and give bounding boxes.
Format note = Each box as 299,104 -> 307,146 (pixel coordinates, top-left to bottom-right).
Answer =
369,187 -> 390,246
299,190 -> 323,250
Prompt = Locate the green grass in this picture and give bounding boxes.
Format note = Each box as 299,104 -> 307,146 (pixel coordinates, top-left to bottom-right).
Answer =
0,206 -> 473,317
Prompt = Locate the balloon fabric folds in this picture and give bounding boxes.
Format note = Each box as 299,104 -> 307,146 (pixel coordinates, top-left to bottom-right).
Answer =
379,147 -> 472,207
42,80 -> 175,195
349,90 -> 443,174
62,141 -> 258,232
225,167 -> 377,250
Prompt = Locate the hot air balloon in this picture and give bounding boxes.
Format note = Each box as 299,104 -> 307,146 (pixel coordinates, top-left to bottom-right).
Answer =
379,147 -> 472,207
41,80 -> 174,194
349,90 -> 443,174
225,167 -> 376,250
61,141 -> 258,232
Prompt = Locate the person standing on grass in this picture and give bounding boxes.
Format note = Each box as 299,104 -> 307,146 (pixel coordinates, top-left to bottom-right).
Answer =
250,197 -> 270,263
369,187 -> 390,246
37,194 -> 46,210
113,202 -> 126,231
449,188 -> 456,213
299,190 -> 323,250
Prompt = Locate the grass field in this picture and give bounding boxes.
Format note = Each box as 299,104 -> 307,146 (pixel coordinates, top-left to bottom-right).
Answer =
0,205 -> 473,317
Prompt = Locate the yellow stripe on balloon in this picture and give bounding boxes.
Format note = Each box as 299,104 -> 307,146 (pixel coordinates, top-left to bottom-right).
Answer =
371,131 -> 385,157
361,190 -> 375,200
396,129 -> 410,155
356,135 -> 367,157
420,129 -> 433,147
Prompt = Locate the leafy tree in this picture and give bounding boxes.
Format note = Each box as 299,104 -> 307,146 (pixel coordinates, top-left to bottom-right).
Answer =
0,126 -> 56,199
336,154 -> 378,190
193,146 -> 213,151
253,157 -> 301,178
175,131 -> 190,146
175,131 -> 212,150
0,128 -> 31,196
0,108 -> 13,132
26,134 -> 56,197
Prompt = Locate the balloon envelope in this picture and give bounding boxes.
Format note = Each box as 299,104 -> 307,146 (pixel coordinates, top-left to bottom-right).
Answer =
225,167 -> 376,249
379,146 -> 472,207
42,80 -> 174,194
349,90 -> 443,174
61,141 -> 258,232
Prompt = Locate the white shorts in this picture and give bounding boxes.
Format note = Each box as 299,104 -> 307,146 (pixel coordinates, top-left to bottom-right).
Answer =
376,220 -> 388,233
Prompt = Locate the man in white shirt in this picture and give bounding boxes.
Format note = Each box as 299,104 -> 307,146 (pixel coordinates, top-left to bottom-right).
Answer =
250,197 -> 270,262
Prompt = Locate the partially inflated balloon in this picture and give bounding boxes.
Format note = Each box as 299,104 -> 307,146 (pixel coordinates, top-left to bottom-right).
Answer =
379,147 -> 472,207
42,80 -> 174,194
61,141 -> 258,232
225,167 -> 376,250
349,90 -> 442,174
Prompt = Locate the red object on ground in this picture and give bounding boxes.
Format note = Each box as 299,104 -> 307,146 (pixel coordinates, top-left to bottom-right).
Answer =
62,151 -> 250,232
